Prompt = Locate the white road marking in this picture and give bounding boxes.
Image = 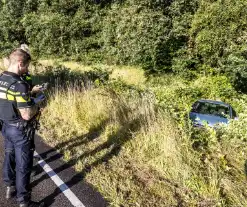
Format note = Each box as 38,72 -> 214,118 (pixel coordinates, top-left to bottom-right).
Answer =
34,151 -> 85,207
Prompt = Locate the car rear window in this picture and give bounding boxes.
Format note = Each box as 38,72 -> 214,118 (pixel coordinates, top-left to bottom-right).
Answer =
192,102 -> 230,118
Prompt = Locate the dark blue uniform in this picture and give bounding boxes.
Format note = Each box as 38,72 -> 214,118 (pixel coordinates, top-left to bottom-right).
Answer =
0,71 -> 34,204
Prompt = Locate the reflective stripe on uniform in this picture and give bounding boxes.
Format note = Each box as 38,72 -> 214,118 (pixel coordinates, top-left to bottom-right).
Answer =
0,92 -> 6,99
8,90 -> 21,95
0,87 -> 7,91
0,78 -> 30,103
0,90 -> 25,102
7,94 -> 15,101
0,87 -> 21,95
16,96 -> 30,103
0,92 -> 15,101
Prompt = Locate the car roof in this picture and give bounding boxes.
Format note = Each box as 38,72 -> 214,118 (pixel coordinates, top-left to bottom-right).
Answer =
196,99 -> 230,107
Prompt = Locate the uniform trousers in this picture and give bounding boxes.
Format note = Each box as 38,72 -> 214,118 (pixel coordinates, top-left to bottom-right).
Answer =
2,122 -> 33,204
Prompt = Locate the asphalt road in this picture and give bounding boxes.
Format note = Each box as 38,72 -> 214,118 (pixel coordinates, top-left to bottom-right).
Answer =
0,134 -> 108,207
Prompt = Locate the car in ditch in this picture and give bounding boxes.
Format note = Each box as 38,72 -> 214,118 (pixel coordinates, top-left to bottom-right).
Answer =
189,99 -> 237,128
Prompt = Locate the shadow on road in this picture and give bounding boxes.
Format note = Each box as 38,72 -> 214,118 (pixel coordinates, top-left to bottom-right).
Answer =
28,64 -> 143,206
32,116 -> 142,207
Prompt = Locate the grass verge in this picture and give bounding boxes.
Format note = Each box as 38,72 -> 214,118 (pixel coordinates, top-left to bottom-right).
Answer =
16,61 -> 247,206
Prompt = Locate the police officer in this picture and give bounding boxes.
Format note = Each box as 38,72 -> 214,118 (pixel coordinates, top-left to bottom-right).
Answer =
0,48 -> 44,207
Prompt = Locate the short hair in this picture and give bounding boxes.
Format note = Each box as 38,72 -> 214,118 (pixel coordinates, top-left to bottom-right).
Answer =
9,48 -> 31,66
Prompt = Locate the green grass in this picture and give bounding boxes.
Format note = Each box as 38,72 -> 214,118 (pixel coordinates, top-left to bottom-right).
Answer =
3,58 -> 247,206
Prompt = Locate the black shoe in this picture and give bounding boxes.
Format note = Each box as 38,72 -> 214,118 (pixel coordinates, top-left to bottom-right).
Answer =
6,186 -> 16,199
19,201 -> 45,207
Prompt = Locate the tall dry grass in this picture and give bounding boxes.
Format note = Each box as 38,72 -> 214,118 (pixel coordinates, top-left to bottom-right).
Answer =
34,62 -> 247,206
38,85 -> 230,206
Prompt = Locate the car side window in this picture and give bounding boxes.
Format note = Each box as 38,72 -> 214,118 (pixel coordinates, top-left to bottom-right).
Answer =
191,102 -> 199,112
232,108 -> 237,118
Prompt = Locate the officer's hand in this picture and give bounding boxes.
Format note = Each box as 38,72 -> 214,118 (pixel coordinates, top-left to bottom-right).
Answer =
33,93 -> 46,104
31,85 -> 43,94
36,93 -> 47,109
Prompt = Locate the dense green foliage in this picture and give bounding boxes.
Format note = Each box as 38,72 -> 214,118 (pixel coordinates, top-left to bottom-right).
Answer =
0,0 -> 247,90
33,62 -> 247,206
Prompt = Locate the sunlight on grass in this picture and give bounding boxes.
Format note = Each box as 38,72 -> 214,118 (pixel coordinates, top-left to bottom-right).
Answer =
61,61 -> 93,71
33,62 -> 247,206
38,59 -> 58,67
38,60 -> 146,86
110,66 -> 146,86
0,57 -> 246,205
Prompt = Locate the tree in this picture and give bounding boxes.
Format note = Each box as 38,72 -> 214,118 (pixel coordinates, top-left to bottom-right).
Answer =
0,0 -> 27,54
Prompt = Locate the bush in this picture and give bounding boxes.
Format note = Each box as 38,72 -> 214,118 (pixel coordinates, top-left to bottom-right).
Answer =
31,63 -> 111,90
101,4 -> 172,72
22,12 -> 70,57
223,54 -> 247,93
189,0 -> 247,68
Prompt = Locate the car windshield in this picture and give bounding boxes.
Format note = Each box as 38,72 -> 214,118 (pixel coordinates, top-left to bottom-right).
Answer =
192,102 -> 230,118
